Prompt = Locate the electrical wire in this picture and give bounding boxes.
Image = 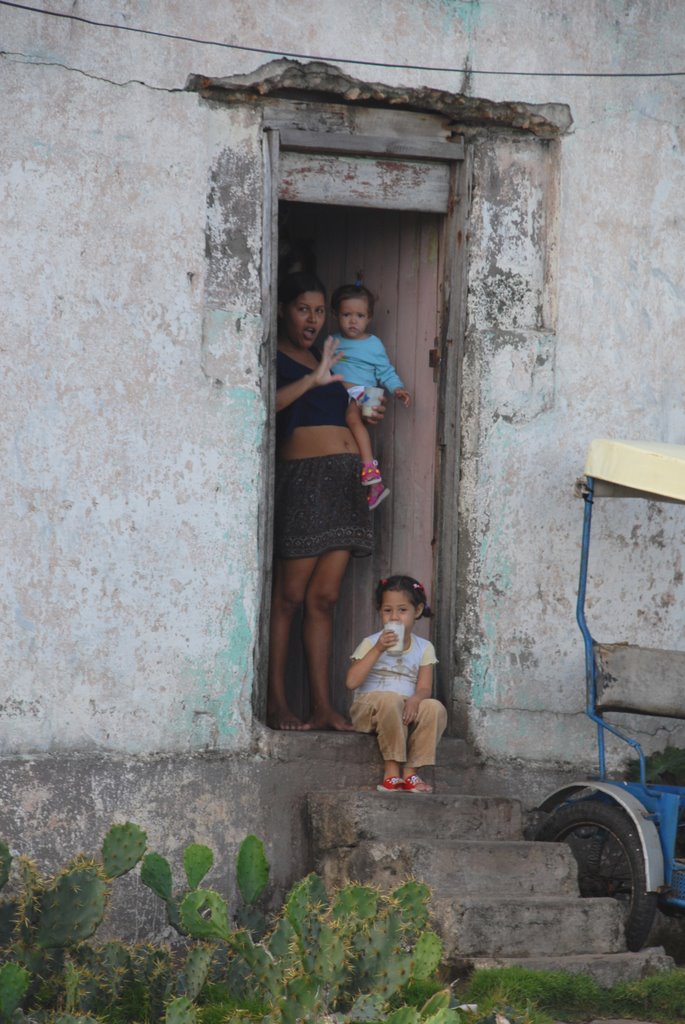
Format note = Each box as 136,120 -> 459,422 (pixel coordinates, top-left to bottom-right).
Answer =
2,0 -> 684,79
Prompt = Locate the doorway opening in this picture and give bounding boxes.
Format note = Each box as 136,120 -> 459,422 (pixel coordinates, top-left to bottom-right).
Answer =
277,199 -> 445,723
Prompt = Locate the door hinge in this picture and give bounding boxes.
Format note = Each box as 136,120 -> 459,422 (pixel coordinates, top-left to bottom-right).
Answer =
429,344 -> 441,382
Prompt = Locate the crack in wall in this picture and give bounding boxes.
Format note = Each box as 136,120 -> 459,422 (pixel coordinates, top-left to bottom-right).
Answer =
0,49 -> 184,93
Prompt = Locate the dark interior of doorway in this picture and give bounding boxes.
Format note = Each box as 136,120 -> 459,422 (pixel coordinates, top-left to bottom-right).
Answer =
277,200 -> 442,722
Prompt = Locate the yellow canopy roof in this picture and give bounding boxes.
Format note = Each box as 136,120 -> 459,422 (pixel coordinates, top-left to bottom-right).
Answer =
585,439 -> 685,502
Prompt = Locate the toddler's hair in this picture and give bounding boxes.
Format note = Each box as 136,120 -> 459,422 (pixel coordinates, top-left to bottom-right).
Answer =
279,271 -> 327,306
375,575 -> 432,618
331,282 -> 375,316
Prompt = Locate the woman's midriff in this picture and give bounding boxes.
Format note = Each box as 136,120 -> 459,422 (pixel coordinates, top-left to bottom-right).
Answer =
278,425 -> 358,461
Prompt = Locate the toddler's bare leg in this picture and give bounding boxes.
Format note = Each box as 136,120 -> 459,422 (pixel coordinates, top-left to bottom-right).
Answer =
345,399 -> 375,464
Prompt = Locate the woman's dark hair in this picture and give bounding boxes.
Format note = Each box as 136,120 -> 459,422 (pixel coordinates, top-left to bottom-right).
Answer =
375,575 -> 432,618
331,282 -> 375,316
278,271 -> 327,307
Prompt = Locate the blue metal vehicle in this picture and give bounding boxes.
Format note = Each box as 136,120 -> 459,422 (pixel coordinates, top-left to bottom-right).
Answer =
536,439 -> 685,950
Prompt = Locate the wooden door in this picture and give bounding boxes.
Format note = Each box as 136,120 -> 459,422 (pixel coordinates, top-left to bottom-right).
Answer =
279,201 -> 443,718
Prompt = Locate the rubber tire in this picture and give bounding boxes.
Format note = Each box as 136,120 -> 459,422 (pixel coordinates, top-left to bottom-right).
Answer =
536,798 -> 658,951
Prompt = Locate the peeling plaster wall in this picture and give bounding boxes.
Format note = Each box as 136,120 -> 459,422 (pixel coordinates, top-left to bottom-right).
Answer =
459,104 -> 685,768
1,0 -> 684,811
1,58 -> 265,754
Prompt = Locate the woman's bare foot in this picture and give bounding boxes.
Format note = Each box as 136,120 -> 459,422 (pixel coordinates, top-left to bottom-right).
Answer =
267,706 -> 306,731
302,710 -> 355,732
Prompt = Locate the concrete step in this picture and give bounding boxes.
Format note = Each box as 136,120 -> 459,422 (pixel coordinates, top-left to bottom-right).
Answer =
432,895 -> 626,958
468,946 -> 675,988
315,838 -> 579,898
308,791 -> 524,850
256,729 -> 480,792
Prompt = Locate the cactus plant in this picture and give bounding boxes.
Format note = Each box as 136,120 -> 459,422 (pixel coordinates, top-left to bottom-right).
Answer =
0,842 -> 11,892
101,822 -> 147,880
1,827 -> 449,1024
140,843 -> 214,935
411,931 -> 443,981
235,835 -> 269,904
419,990 -> 452,1017
179,946 -> 213,1002
52,1015 -> 101,1024
179,890 -> 230,942
386,1006 -> 421,1024
164,995 -> 197,1024
36,863 -> 108,948
332,882 -> 378,923
140,852 -> 173,902
395,880 -> 431,930
0,961 -> 29,1020
183,844 -> 213,890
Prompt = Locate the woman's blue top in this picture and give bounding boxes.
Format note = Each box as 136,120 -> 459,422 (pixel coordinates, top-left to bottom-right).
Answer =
276,350 -> 349,443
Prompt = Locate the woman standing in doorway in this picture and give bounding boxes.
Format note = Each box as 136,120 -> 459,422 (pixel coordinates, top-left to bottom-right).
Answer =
268,272 -> 373,730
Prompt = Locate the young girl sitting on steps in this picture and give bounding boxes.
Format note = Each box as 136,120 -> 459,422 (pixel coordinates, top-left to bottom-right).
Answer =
346,575 -> 447,792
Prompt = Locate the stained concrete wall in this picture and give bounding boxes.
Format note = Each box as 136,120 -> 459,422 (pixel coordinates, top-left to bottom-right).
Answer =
1,2 -> 685,887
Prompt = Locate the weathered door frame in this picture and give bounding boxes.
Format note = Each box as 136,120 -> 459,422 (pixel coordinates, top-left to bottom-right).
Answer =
257,100 -> 470,723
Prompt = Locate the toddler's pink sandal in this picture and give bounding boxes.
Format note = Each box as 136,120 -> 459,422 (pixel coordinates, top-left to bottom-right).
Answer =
377,777 -> 406,792
361,460 -> 383,485
403,774 -> 433,793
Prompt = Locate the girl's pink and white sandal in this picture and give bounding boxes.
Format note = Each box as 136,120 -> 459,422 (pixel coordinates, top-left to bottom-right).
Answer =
403,774 -> 433,793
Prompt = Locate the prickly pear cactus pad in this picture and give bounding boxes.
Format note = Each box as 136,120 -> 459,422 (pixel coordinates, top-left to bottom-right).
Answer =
36,864 -> 108,948
180,946 -> 213,1002
179,890 -> 229,941
236,835 -> 269,904
182,844 -> 213,890
0,961 -> 30,1018
395,879 -> 431,929
140,852 -> 173,902
102,822 -> 147,879
165,995 -> 197,1024
331,883 -> 378,922
411,931 -> 443,980
0,841 -> 11,890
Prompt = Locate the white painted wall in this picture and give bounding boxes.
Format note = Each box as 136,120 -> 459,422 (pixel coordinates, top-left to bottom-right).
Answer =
1,1 -> 684,768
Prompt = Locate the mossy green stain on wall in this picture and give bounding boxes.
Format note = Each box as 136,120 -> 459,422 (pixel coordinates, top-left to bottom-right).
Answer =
176,383 -> 265,749
469,426 -> 515,708
186,596 -> 253,745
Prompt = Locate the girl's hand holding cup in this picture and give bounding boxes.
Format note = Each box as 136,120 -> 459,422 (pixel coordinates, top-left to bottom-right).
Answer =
383,622 -> 405,653
376,627 -> 399,653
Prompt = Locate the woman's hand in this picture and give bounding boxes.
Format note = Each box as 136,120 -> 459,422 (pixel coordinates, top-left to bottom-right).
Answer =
275,336 -> 344,413
310,335 -> 344,387
364,393 -> 388,424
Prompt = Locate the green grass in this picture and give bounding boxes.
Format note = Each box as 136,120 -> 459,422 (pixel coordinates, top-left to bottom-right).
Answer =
463,965 -> 685,1023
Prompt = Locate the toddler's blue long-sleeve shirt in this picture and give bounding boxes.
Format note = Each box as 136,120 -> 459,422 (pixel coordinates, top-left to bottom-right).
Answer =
333,333 -> 404,392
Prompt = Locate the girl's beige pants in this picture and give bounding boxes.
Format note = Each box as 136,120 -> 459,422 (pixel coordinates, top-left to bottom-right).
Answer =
350,691 -> 447,767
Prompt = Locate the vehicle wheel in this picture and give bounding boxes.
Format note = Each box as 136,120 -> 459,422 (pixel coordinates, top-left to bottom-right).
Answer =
536,799 -> 657,951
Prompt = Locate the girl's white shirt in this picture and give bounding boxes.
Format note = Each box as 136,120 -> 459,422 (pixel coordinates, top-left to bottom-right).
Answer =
350,631 -> 437,698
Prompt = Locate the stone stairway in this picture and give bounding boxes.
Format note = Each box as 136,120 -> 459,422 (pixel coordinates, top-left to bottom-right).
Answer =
307,767 -> 674,987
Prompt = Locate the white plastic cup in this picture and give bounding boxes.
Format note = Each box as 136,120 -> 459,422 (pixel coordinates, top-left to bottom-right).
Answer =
360,386 -> 384,418
385,622 -> 405,653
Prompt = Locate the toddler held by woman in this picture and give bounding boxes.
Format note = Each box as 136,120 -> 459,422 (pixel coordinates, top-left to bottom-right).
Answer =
331,283 -> 411,511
